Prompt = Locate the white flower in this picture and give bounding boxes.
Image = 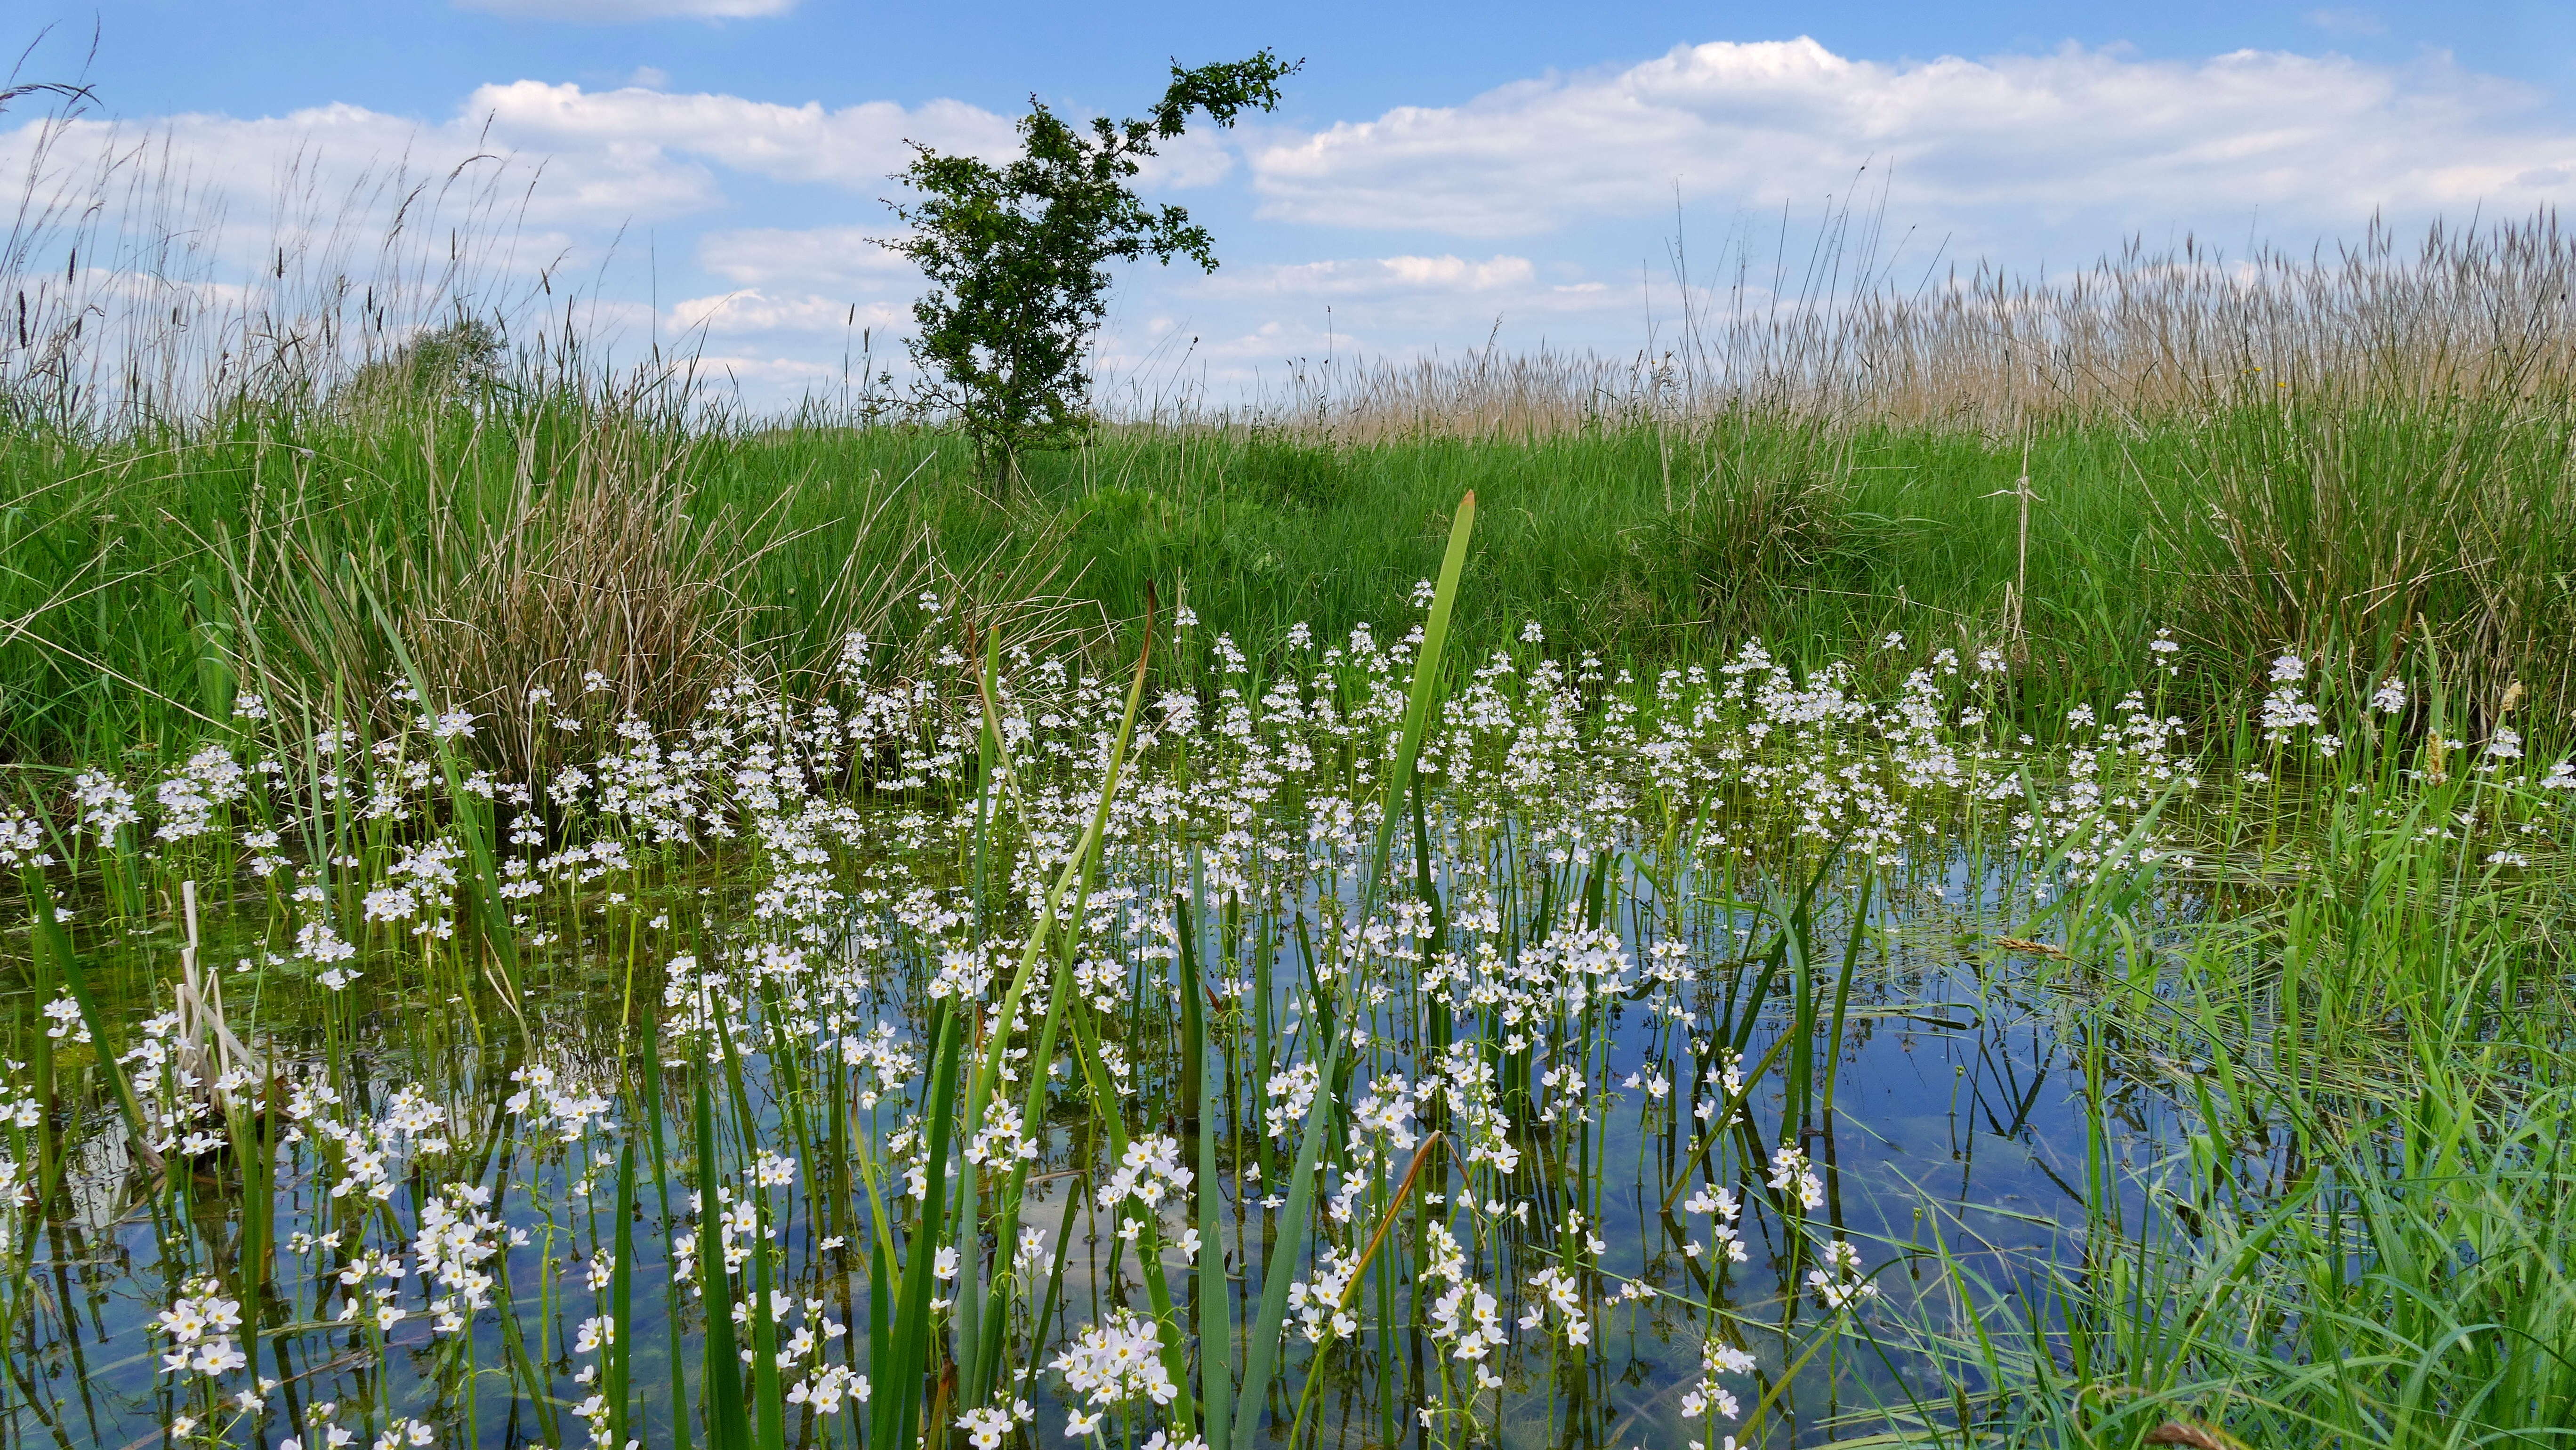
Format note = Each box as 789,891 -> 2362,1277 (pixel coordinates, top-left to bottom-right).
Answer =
958,1407 -> 1014,1449
1050,1308 -> 1176,1413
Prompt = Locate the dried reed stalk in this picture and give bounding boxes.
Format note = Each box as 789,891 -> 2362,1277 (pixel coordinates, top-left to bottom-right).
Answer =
1240,214 -> 2576,442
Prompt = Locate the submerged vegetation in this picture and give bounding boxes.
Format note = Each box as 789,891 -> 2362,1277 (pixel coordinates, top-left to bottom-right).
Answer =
5,68 -> 2576,1448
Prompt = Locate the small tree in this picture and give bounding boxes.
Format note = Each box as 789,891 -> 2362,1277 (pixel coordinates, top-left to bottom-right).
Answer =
337,314 -> 507,414
890,52 -> 1299,484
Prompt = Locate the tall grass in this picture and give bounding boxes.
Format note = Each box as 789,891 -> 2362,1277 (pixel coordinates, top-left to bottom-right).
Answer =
10,387 -> 2570,765
1883,728 -> 2576,1448
1256,212 -> 2576,437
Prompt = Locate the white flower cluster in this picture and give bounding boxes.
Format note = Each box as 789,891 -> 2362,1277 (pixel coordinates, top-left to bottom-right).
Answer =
1421,1221 -> 1506,1389
1768,1143 -> 1825,1212
1518,1264 -> 1590,1345
1805,1238 -> 1879,1311
153,1277 -> 248,1380
954,1400 -> 1034,1448
1264,1062 -> 1320,1140
1051,1307 -> 1177,1434
503,1064 -> 613,1144
1682,1184 -> 1749,1265
414,1184 -> 505,1333
1104,1134 -> 1192,1212
153,744 -> 253,841
0,807 -> 50,868
2260,655 -> 2325,748
1287,1247 -> 1362,1343
1679,1336 -> 1757,1421
963,1097 -> 1039,1168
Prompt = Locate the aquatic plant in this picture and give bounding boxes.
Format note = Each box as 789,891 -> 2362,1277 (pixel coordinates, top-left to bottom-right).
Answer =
0,504 -> 2570,1449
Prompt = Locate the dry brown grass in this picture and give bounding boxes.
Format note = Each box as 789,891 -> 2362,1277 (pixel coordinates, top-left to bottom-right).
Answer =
403,419 -> 748,778
207,394 -> 944,779
1251,213 -> 2576,441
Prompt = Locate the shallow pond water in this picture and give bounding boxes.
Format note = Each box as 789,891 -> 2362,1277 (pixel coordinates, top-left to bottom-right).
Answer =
0,839 -> 2232,1450
11,614 -> 2543,1450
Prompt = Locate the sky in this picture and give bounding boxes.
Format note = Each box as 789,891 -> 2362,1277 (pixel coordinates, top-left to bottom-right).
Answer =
8,1 -> 2576,408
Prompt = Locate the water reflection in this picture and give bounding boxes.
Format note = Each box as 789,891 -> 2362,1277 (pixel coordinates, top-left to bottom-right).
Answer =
2,842 -> 2223,1450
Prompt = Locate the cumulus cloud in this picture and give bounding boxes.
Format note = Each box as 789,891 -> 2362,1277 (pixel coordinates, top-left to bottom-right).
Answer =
465,81 -> 1014,195
456,0 -> 797,20
1131,130 -> 1236,190
0,83 -> 1014,247
668,289 -> 909,336
697,225 -> 916,289
1213,253 -> 1538,296
1193,253 -> 1619,328
1248,37 -> 2576,239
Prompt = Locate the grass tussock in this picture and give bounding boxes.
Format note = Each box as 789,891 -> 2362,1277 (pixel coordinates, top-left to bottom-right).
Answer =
2144,395 -> 2576,721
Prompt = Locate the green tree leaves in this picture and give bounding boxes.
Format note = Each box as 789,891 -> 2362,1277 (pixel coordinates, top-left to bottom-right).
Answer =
889,52 -> 1299,483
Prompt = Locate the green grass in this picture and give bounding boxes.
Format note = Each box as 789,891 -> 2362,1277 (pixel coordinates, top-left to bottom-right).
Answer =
5,382 -> 2570,768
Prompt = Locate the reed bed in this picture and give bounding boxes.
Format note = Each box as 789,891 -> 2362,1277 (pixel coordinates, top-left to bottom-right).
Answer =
1246,213 -> 2576,440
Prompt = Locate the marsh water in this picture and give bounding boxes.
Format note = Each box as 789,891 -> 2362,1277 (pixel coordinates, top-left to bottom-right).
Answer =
0,837 -> 2238,1450
16,602 -> 2491,1450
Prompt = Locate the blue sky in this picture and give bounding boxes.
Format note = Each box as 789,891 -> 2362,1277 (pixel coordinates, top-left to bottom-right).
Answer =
12,2 -> 2576,406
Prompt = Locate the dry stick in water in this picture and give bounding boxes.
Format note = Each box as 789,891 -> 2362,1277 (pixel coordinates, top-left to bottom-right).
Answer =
1282,1131 -> 1447,1447
1985,432 -> 2039,646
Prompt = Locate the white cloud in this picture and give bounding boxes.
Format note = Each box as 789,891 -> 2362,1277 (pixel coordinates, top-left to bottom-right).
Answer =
696,225 -> 917,289
1251,254 -> 1524,295
465,81 -> 1014,195
0,83 -> 1014,244
1248,37 -> 2576,240
1193,253 -> 1621,330
1132,130 -> 1236,190
2304,8 -> 2388,36
684,353 -> 845,392
668,289 -> 909,336
1209,253 -> 1544,297
457,0 -> 797,21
